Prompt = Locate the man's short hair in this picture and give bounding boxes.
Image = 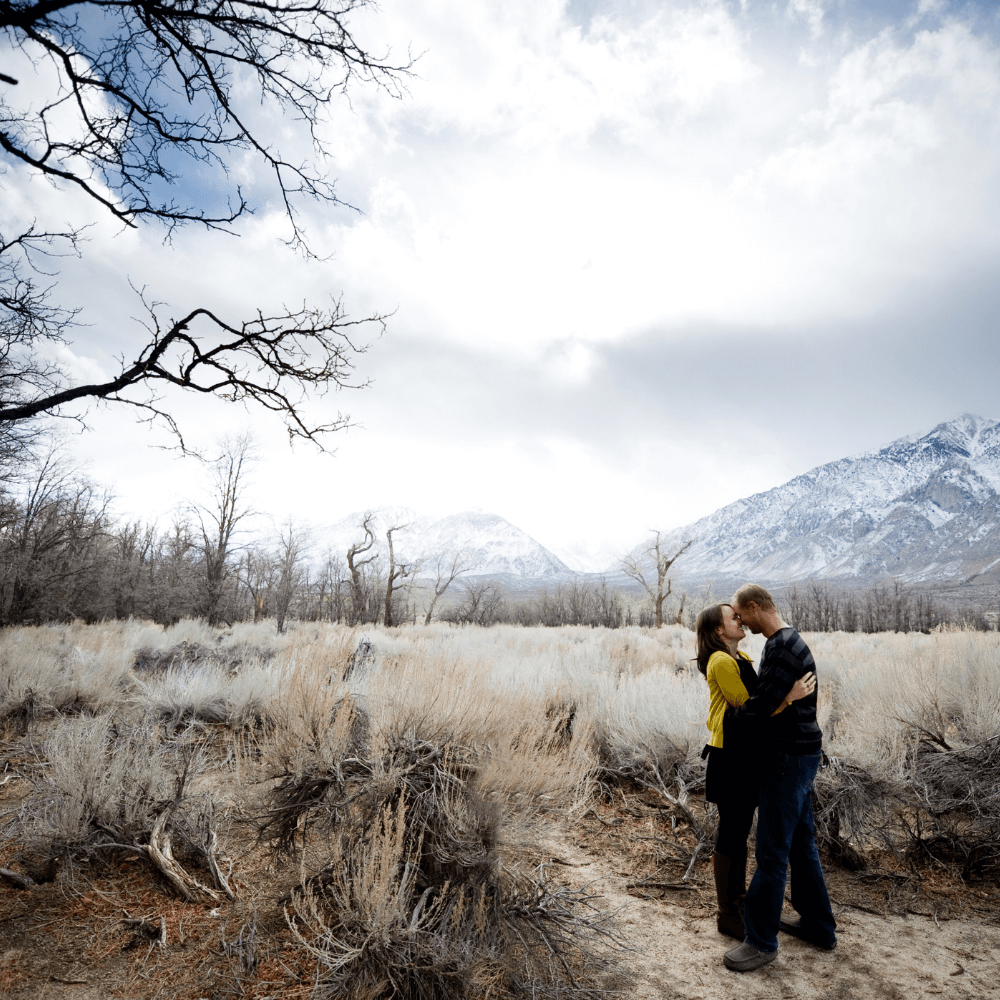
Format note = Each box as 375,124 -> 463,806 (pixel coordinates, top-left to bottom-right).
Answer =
732,583 -> 776,611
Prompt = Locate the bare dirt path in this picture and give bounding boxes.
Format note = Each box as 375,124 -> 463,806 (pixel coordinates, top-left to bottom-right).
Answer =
543,831 -> 1000,1000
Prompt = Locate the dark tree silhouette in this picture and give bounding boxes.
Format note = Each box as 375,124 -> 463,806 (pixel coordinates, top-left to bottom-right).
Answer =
0,0 -> 409,452
0,0 -> 409,233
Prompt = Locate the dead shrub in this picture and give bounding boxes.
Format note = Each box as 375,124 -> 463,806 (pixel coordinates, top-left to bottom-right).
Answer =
134,638 -> 277,675
812,758 -> 896,871
900,733 -> 1000,880
5,713 -> 236,900
277,733 -> 624,1000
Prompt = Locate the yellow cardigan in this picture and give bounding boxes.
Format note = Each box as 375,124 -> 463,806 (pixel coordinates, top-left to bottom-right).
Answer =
705,649 -> 754,749
705,649 -> 789,747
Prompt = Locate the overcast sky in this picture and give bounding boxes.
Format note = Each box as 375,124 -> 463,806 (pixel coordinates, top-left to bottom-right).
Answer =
7,0 -> 1000,569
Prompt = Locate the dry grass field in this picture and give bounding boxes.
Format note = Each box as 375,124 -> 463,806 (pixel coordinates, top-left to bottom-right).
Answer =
1,620 -> 999,999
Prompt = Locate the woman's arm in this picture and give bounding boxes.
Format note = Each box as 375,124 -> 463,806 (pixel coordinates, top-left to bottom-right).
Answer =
708,652 -> 750,707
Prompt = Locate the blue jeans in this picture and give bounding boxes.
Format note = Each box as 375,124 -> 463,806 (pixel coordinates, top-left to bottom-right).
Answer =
743,751 -> 837,953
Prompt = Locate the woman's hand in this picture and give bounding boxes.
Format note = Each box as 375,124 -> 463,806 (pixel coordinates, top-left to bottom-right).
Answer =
787,671 -> 817,703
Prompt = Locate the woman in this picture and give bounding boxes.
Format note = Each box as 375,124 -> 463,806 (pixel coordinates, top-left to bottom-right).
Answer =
696,603 -> 815,939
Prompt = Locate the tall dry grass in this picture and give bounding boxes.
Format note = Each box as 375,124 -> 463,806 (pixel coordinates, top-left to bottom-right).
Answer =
3,618 -> 999,995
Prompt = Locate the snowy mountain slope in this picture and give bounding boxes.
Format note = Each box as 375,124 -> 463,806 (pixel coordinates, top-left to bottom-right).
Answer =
631,414 -> 1000,585
316,509 -> 571,578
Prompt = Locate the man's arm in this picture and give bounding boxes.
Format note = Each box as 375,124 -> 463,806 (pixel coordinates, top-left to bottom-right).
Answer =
730,647 -> 805,721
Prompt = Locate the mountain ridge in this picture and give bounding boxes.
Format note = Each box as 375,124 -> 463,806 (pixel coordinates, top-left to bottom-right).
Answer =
634,414 -> 1000,585
316,508 -> 572,578
316,415 -> 1000,587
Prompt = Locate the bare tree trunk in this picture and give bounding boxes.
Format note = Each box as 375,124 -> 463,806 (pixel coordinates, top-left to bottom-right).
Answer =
193,433 -> 255,626
384,524 -> 418,627
621,534 -> 692,628
346,513 -> 377,625
274,521 -> 305,634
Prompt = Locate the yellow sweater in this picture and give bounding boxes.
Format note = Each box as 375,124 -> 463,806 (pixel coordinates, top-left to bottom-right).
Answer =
705,649 -> 754,749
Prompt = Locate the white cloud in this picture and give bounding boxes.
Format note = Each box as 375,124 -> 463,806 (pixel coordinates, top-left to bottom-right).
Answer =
787,0 -> 825,41
6,0 -> 1000,553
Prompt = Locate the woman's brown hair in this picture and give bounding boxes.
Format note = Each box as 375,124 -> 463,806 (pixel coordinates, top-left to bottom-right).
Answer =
695,603 -> 734,676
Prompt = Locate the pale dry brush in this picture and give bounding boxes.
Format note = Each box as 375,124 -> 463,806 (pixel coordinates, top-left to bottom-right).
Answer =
795,630 -> 1000,874
245,633 -> 623,998
5,618 -> 1000,943
0,621 -> 143,725
4,710 -> 238,899
277,734 -> 623,1000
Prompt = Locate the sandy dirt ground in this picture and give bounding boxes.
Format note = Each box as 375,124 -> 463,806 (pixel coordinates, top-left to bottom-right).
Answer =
3,765 -> 999,1000
2,825 -> 999,1000
550,838 -> 1000,1000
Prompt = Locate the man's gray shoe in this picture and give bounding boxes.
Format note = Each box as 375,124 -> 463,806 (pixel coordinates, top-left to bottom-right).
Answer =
779,914 -> 837,951
723,941 -> 777,972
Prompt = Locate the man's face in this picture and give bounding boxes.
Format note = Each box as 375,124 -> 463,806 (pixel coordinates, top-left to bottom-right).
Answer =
732,601 -> 763,634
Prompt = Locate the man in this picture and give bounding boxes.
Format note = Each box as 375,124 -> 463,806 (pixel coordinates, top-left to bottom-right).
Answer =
722,583 -> 837,972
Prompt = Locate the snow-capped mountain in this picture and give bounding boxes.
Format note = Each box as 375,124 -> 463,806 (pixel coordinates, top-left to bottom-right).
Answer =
635,414 -> 1000,585
547,538 -> 626,574
317,508 -> 571,578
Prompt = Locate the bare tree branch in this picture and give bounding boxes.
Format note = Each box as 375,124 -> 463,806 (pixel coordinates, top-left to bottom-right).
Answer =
1,0 -> 414,242
621,534 -> 692,628
1,0 -> 409,461
423,549 -> 472,625
0,292 -> 385,450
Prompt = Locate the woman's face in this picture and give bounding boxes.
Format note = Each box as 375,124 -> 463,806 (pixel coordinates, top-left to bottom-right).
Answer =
717,605 -> 746,644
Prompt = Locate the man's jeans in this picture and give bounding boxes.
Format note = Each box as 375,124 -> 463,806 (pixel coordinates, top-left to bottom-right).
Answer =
743,751 -> 837,953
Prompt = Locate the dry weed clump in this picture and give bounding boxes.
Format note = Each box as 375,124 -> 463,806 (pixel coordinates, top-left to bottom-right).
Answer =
3,618 -> 999,996
248,640 -> 621,999
785,630 -> 1000,877
4,712 -> 236,902
0,622 -> 139,725
273,728 -> 621,1000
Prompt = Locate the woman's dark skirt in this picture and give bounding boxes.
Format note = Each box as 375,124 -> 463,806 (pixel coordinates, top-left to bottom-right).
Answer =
704,744 -> 761,856
704,744 -> 759,807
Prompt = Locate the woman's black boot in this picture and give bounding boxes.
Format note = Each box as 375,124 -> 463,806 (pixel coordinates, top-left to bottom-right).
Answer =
712,853 -> 745,939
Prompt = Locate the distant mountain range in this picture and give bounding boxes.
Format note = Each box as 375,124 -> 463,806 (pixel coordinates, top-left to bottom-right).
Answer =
641,413 -> 1000,586
317,508 -> 571,578
319,415 -> 1000,588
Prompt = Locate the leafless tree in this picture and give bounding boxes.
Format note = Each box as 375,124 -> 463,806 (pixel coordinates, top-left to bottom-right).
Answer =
0,446 -> 111,623
241,548 -> 277,625
594,576 -> 624,629
110,520 -> 157,619
423,550 -> 473,625
673,591 -> 687,627
191,434 -> 256,625
310,552 -> 349,623
621,533 -> 692,628
383,524 -> 419,628
0,0 -> 409,454
448,580 -> 507,626
273,521 -> 307,634
346,512 -> 378,625
147,519 -> 198,624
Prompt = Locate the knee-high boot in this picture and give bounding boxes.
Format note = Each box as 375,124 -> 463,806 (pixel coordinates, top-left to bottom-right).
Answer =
733,844 -> 748,927
713,851 -> 746,940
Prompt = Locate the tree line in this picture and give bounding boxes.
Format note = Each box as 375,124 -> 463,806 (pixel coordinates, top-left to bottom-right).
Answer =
782,579 -> 956,634
0,446 -> 645,630
1,438 -> 991,632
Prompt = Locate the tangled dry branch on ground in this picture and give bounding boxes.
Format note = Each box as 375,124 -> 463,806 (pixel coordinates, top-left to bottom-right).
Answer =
270,729 -> 626,1000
